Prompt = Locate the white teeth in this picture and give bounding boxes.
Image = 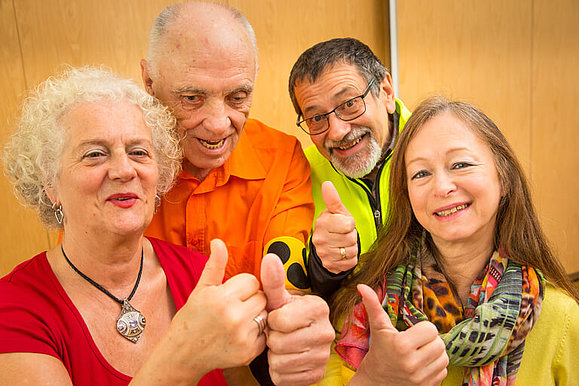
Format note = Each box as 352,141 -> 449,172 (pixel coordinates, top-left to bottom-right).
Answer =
338,137 -> 361,150
436,204 -> 468,217
199,138 -> 225,149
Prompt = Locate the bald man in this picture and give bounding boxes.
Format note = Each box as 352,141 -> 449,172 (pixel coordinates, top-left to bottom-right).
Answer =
142,2 -> 313,291
141,3 -> 333,385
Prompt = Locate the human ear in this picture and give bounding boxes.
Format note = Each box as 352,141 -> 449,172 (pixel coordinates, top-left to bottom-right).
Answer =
140,59 -> 155,96
379,73 -> 396,114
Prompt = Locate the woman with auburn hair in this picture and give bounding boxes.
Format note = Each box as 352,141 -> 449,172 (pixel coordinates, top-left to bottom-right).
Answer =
324,96 -> 579,385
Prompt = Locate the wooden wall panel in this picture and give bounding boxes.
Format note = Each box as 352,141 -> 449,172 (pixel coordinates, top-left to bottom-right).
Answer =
397,0 -> 532,169
0,0 -> 52,274
398,0 -> 578,273
531,0 -> 579,273
0,0 -> 388,276
230,0 -> 389,146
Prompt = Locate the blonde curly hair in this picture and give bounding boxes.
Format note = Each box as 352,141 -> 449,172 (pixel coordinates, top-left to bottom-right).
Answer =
3,66 -> 182,228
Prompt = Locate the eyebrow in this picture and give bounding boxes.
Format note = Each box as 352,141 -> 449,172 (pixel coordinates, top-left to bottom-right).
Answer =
406,147 -> 473,165
74,138 -> 152,150
172,87 -> 207,95
172,84 -> 254,96
302,86 -> 360,116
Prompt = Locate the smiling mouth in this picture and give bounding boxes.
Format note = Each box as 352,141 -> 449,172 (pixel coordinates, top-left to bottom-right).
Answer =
199,138 -> 225,149
336,135 -> 364,151
435,204 -> 469,217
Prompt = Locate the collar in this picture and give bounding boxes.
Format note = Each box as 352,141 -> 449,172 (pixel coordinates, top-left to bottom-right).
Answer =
226,124 -> 267,180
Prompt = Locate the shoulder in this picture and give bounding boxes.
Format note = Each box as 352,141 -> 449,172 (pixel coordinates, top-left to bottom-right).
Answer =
0,253 -> 68,356
517,283 -> 579,383
0,253 -> 50,294
539,283 -> 578,323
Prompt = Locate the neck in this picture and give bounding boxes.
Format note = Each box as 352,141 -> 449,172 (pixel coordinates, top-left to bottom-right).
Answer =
183,161 -> 212,182
433,237 -> 495,304
364,113 -> 397,181
59,230 -> 145,289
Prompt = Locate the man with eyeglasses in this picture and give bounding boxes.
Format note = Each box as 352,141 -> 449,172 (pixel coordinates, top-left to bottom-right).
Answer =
288,38 -> 412,296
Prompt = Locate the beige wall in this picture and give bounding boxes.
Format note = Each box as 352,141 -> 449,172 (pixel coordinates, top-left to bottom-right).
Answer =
2,0 -> 577,277
0,0 -> 389,275
397,0 -> 579,273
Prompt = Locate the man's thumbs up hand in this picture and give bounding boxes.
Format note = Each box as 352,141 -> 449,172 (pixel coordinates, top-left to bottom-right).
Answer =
311,181 -> 358,274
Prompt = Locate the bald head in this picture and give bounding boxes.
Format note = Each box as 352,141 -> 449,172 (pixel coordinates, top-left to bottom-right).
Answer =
146,2 -> 258,78
140,2 -> 259,181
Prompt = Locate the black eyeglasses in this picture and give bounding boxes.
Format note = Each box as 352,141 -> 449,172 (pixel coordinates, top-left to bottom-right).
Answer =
296,78 -> 375,136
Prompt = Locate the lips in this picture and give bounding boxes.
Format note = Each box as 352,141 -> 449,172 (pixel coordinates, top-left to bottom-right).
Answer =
337,136 -> 363,150
199,138 -> 225,150
107,193 -> 139,208
332,133 -> 366,153
434,203 -> 470,217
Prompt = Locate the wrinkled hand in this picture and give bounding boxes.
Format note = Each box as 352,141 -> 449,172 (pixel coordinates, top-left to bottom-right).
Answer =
169,239 -> 267,375
351,284 -> 448,386
261,253 -> 335,385
312,181 -> 358,273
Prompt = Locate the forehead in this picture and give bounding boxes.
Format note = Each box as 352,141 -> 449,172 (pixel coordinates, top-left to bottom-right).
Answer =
62,100 -> 150,142
155,17 -> 257,92
294,63 -> 367,114
406,112 -> 492,160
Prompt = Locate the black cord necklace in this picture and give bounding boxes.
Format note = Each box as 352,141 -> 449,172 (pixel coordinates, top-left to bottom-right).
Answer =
61,244 -> 146,343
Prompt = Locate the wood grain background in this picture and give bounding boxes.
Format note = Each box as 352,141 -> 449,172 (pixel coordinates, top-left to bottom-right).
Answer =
1,0 -> 576,276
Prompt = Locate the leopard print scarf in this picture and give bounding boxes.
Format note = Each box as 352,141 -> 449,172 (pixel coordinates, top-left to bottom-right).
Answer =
336,249 -> 544,386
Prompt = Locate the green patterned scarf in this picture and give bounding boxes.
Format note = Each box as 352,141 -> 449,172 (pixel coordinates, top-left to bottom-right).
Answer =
336,249 -> 544,386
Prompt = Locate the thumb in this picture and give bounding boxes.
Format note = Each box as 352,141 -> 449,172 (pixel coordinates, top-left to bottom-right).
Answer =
321,181 -> 350,215
358,284 -> 397,333
197,239 -> 228,288
261,253 -> 292,311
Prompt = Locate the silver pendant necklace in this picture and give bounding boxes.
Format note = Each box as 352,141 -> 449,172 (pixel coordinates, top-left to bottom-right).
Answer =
61,245 -> 146,343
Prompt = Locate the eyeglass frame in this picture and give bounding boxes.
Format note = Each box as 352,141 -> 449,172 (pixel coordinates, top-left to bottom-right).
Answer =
296,78 -> 376,136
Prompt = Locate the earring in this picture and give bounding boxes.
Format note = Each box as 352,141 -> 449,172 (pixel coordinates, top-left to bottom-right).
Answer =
52,202 -> 64,224
154,194 -> 161,214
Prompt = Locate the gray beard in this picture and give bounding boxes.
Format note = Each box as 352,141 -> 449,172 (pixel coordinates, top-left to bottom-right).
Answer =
328,132 -> 382,179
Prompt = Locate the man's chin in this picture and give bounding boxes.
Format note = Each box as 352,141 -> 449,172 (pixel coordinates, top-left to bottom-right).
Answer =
331,157 -> 375,179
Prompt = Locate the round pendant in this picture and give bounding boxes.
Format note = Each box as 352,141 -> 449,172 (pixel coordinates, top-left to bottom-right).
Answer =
116,298 -> 146,343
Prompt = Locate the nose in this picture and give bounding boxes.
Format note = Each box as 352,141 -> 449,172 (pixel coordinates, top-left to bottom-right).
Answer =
108,153 -> 137,181
432,171 -> 457,197
201,100 -> 231,137
326,113 -> 351,142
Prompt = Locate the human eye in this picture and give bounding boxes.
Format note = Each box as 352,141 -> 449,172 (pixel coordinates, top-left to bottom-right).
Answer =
452,162 -> 473,170
227,91 -> 248,105
410,169 -> 430,180
180,94 -> 204,110
129,148 -> 150,157
311,114 -> 326,123
128,144 -> 154,161
337,97 -> 361,117
83,149 -> 105,159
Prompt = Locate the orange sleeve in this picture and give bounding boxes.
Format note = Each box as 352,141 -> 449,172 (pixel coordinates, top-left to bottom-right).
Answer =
263,139 -> 314,246
262,140 -> 314,291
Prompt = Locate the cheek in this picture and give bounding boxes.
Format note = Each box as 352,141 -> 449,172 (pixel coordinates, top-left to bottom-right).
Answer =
176,112 -> 202,132
407,187 -> 425,215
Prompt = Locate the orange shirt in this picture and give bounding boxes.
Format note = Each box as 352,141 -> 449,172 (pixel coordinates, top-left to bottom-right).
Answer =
145,119 -> 314,283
